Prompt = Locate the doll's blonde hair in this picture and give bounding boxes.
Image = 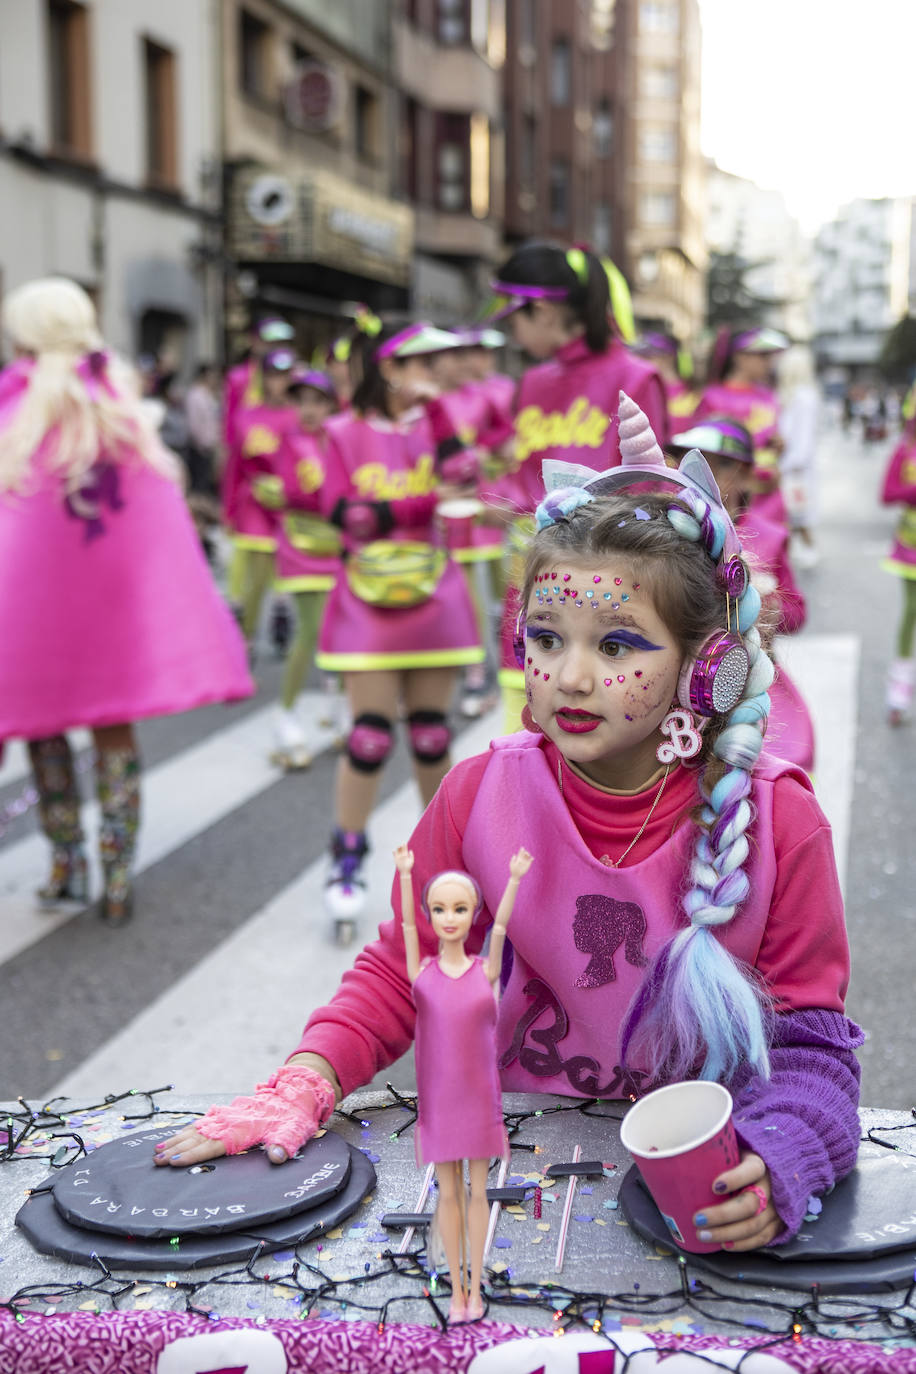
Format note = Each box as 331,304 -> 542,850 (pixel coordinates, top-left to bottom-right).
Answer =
0,277 -> 178,493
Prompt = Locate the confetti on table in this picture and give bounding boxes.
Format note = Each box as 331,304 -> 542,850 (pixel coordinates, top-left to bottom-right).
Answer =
536,1222 -> 551,1232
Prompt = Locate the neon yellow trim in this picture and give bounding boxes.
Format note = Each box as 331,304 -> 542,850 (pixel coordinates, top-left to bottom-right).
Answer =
316,646 -> 485,672
233,534 -> 278,552
497,667 -> 525,690
451,544 -> 506,564
881,558 -> 916,580
274,574 -> 336,593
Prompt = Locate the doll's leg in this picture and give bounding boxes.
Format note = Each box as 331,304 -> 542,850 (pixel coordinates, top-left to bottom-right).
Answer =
465,1157 -> 491,1319
888,581 -> 916,724
435,1160 -> 468,1321
402,666 -> 458,807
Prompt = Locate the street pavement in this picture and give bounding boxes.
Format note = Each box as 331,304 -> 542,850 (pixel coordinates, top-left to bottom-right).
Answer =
0,417 -> 909,1112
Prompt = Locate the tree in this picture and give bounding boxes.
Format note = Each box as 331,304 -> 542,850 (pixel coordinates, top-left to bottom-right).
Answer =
879,315 -> 916,384
706,251 -> 787,332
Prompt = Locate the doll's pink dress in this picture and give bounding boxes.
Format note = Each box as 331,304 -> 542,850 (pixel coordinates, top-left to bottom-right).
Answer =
412,956 -> 508,1166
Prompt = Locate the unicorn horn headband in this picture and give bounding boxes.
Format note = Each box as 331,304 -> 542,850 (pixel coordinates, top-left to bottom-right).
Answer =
538,392 -> 743,566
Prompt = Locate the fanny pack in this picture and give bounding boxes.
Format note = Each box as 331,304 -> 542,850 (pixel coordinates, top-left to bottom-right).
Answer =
283,511 -> 342,556
346,540 -> 447,608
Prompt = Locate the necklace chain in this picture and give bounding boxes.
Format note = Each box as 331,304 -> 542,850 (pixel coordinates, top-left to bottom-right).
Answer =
557,760 -> 672,867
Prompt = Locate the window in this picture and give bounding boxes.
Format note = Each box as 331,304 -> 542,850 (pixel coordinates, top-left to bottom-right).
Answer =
469,111 -> 490,219
436,113 -> 469,211
48,0 -> 91,158
239,9 -> 270,98
640,127 -> 676,162
593,202 -> 612,256
143,38 -> 178,188
549,158 -> 569,229
438,0 -> 469,43
640,1 -> 679,33
641,190 -> 675,226
354,84 -> 378,162
594,100 -> 613,158
550,38 -> 570,106
519,0 -> 536,48
520,112 -> 536,186
641,65 -> 678,100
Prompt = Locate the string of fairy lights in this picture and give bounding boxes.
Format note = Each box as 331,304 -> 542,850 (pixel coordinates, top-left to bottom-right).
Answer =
2,1086 -> 916,1354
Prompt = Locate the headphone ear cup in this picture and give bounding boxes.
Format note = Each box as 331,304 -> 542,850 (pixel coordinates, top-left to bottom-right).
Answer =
678,631 -> 750,717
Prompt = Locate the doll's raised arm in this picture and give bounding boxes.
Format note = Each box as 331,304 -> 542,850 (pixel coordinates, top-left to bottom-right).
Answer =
394,844 -> 421,983
486,848 -> 533,984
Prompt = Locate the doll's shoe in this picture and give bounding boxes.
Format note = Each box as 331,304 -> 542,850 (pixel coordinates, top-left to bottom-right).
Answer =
37,845 -> 89,907
464,1295 -> 485,1321
447,1296 -> 468,1324
324,830 -> 369,921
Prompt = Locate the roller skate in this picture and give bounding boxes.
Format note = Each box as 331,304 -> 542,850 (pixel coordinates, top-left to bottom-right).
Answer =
270,706 -> 313,770
886,658 -> 915,727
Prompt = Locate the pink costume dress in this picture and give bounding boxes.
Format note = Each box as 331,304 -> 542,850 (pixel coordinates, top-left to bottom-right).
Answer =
229,402 -> 298,551
412,955 -> 507,1166
492,336 -> 668,684
694,382 -> 783,523
272,428 -> 340,594
881,439 -> 916,579
314,409 -> 483,673
0,363 -> 253,741
664,376 -> 699,424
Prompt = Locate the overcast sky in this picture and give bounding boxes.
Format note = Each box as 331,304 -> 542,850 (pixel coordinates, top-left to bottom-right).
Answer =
699,0 -> 915,233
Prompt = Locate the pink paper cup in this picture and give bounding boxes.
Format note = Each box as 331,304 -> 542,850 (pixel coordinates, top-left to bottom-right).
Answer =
437,497 -> 482,550
620,1081 -> 740,1253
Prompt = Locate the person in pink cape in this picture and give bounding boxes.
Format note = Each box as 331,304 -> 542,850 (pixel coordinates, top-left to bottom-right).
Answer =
481,242 -> 668,728
0,277 -> 253,922
312,321 -> 485,934
250,367 -> 341,769
394,842 -> 532,1322
667,417 -> 814,772
156,392 -> 860,1262
880,423 -> 916,723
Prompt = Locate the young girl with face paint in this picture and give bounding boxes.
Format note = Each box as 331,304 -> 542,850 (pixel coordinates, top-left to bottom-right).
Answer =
155,396 -> 860,1258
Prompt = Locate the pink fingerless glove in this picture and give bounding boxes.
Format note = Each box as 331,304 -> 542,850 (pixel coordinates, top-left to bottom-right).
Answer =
195,1064 -> 336,1158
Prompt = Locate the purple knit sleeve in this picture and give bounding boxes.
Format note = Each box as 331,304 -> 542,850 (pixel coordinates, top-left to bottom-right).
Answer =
729,1008 -> 864,1244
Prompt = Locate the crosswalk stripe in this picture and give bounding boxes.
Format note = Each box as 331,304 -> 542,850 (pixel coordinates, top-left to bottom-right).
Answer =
0,694 -> 338,968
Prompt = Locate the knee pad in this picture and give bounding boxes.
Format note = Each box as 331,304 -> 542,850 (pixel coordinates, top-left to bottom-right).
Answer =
407,710 -> 451,764
346,714 -> 394,773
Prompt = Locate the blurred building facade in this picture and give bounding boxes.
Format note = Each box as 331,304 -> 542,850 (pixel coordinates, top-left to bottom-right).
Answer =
706,163 -> 812,341
502,0 -> 705,344
812,197 -> 913,377
0,0 -> 221,364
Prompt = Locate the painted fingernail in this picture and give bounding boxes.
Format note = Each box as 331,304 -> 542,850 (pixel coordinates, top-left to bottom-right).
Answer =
154,1142 -> 168,1151
723,1241 -> 734,1249
713,1180 -> 728,1194
694,1212 -> 708,1226
698,1229 -> 713,1243
170,1154 -> 183,1161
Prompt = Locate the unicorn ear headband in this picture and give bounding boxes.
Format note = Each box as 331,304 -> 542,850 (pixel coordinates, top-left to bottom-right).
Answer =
523,393 -> 753,719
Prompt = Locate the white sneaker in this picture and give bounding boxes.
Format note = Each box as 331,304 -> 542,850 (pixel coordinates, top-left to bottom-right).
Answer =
270,707 -> 312,770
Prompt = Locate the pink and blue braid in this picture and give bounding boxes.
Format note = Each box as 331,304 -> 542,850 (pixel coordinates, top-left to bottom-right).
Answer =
620,490 -> 775,1088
